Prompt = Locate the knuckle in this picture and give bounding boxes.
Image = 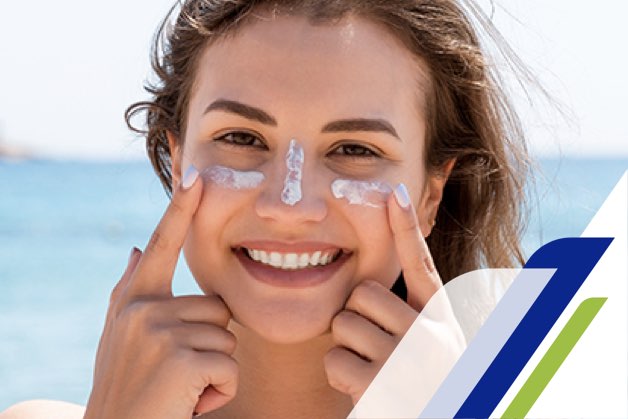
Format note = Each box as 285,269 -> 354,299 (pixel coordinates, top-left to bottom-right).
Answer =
170,347 -> 195,369
205,295 -> 223,305
408,254 -> 429,275
323,347 -> 343,368
109,278 -> 131,307
121,299 -> 156,329
396,214 -> 419,235
147,230 -> 169,253
203,324 -> 237,353
203,351 -> 239,376
212,295 -> 232,312
327,375 -> 350,395
214,305 -> 232,326
205,296 -> 233,326
348,282 -> 375,309
109,283 -> 123,306
324,350 -> 363,397
168,199 -> 186,217
222,330 -> 238,354
151,323 -> 177,346
362,279 -> 385,292
331,312 -> 348,333
222,355 -> 239,377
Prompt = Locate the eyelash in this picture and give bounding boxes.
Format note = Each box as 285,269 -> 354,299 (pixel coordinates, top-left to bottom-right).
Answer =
214,131 -> 381,160
214,131 -> 266,149
330,143 -> 380,160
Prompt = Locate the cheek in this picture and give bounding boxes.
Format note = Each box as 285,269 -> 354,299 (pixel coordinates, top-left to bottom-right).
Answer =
182,140 -> 266,175
340,203 -> 402,289
183,182 -> 255,293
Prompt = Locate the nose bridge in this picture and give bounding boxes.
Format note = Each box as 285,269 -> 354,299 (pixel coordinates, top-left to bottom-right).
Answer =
281,139 -> 304,206
255,139 -> 328,223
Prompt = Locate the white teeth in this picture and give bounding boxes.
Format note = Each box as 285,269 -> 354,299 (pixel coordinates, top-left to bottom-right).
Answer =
244,248 -> 340,270
284,253 -> 298,269
269,252 -> 282,268
298,253 -> 309,268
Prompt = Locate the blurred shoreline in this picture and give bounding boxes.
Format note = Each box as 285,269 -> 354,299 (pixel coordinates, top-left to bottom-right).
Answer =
0,142 -> 34,162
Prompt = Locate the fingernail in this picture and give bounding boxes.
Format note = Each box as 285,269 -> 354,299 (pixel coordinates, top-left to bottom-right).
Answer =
394,183 -> 411,209
182,165 -> 199,190
128,247 -> 137,263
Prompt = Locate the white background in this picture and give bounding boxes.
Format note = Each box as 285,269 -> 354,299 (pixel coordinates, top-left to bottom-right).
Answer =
0,0 -> 627,160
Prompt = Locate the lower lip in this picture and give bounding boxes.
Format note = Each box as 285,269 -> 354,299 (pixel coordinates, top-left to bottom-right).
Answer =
234,249 -> 351,288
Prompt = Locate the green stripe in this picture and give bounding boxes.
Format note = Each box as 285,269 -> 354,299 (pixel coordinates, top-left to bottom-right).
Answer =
501,297 -> 607,419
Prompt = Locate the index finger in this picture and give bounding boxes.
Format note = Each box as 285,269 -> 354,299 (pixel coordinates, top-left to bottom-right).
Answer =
388,183 -> 442,311
129,165 -> 203,296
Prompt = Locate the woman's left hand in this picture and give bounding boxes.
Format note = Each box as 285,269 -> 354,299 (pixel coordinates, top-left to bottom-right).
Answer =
324,184 -> 463,405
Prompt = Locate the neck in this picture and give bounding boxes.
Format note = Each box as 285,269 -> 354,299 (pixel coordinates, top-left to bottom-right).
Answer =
202,321 -> 353,419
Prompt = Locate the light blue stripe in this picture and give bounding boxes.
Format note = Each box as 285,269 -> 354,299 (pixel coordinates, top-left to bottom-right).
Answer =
419,268 -> 556,418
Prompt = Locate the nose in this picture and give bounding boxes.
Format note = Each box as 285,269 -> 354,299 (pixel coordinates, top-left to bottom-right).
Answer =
254,145 -> 328,225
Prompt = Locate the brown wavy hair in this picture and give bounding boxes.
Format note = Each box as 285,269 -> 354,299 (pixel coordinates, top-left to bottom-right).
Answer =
126,0 -> 535,286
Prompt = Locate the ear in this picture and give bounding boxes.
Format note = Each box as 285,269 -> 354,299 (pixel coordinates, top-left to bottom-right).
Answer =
416,158 -> 456,237
167,130 -> 183,190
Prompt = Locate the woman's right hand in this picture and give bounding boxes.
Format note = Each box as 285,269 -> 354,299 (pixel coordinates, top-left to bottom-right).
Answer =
84,168 -> 238,419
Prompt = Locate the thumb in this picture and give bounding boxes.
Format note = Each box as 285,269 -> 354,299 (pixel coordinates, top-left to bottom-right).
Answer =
194,386 -> 234,415
192,353 -> 239,415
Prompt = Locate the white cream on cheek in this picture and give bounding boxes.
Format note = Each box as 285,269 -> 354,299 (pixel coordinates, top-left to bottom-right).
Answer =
198,161 -> 391,211
200,165 -> 265,189
331,179 -> 393,208
281,139 -> 304,206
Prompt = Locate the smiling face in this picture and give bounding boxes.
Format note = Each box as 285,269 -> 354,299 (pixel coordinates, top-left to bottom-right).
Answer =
169,13 -> 442,343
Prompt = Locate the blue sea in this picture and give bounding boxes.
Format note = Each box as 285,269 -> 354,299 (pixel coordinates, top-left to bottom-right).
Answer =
0,158 -> 626,410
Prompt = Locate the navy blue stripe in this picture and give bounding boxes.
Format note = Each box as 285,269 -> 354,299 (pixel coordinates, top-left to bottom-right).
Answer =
454,237 -> 612,418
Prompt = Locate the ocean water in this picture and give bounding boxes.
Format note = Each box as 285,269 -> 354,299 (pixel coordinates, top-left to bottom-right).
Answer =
0,158 -> 626,409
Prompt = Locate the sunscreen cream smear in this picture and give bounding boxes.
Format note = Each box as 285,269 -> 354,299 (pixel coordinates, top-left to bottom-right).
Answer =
201,165 -> 265,190
331,179 -> 393,208
281,139 -> 304,206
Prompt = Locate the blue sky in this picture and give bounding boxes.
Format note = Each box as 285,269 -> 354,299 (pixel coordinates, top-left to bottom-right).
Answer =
0,0 -> 626,160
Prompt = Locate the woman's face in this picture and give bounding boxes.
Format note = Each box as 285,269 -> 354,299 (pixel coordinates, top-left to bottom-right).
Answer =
171,14 -> 439,343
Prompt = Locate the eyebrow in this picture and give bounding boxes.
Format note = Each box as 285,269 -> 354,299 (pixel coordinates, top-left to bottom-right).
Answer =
322,118 -> 400,140
204,98 -> 400,140
204,99 -> 277,126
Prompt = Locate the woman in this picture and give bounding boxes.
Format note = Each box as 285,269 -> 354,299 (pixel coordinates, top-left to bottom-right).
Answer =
2,0 -> 530,417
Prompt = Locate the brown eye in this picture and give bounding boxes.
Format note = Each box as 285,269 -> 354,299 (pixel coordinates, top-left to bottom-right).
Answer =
331,143 -> 380,159
215,132 -> 266,148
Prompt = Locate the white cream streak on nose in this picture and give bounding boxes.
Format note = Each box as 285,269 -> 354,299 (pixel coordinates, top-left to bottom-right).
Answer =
201,165 -> 265,189
331,179 -> 393,208
281,139 -> 304,205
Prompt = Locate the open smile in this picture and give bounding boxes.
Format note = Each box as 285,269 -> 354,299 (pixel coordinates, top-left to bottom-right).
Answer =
238,246 -> 344,269
232,246 -> 353,288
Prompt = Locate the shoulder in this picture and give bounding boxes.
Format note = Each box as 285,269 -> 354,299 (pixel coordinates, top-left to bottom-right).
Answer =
0,400 -> 85,419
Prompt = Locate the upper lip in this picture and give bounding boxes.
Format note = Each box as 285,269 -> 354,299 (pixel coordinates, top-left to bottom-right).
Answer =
233,240 -> 351,254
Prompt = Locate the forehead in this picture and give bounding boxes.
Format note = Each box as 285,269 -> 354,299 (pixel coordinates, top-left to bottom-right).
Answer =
188,13 -> 430,127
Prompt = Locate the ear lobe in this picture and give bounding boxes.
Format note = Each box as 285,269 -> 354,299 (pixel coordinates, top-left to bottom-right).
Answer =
417,158 -> 456,237
167,131 -> 182,190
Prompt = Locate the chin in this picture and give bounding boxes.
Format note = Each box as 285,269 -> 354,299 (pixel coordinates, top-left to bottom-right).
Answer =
230,298 -> 337,344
